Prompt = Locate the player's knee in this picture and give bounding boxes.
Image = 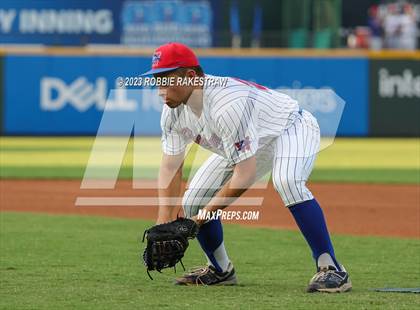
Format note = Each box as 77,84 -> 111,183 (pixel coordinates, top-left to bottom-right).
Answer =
272,174 -> 296,194
272,175 -> 311,206
182,188 -> 211,217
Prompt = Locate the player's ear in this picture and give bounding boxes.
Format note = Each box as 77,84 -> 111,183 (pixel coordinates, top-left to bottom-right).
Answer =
186,69 -> 196,78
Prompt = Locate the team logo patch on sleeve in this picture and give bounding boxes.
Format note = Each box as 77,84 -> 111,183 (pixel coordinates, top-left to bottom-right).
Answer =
234,136 -> 251,151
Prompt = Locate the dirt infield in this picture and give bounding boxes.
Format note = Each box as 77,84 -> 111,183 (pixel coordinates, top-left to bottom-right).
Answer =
1,179 -> 418,238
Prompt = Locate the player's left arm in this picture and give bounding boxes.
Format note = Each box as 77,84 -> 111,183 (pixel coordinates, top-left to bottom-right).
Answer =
206,154 -> 256,207
192,98 -> 258,225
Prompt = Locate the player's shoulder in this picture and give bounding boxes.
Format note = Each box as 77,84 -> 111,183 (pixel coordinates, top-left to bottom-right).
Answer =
204,75 -> 250,100
271,88 -> 296,101
205,75 -> 255,117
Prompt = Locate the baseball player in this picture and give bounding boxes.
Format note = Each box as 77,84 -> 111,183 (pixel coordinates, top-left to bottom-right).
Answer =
141,42 -> 351,292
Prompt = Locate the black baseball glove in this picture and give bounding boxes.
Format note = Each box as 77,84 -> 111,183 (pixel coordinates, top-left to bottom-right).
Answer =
141,217 -> 199,279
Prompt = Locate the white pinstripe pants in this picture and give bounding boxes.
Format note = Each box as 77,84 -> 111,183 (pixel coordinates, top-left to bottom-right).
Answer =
182,110 -> 320,216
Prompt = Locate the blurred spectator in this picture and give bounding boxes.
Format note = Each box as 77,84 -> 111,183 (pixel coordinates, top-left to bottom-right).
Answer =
384,3 -> 401,48
368,5 -> 383,49
383,2 -> 418,49
400,3 -> 417,49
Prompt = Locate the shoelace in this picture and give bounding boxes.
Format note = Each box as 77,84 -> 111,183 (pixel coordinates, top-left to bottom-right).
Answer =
185,266 -> 210,276
316,271 -> 330,281
316,269 -> 345,283
314,268 -> 334,282
195,276 -> 206,285
195,268 -> 214,285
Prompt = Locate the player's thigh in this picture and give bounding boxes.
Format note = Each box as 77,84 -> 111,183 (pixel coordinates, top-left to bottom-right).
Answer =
182,154 -> 233,217
272,112 -> 320,206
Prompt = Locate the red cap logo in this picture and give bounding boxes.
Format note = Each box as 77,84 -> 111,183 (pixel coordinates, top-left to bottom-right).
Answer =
152,51 -> 162,66
141,42 -> 199,76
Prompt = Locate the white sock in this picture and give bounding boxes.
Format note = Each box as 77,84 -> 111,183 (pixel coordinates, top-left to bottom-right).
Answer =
317,253 -> 338,269
206,241 -> 230,272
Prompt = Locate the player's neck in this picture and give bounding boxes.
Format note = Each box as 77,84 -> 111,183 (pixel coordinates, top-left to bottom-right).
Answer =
185,88 -> 204,118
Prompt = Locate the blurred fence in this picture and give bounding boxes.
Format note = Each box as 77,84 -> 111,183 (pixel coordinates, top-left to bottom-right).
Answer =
0,0 -> 212,47
1,0 -> 418,49
0,47 -> 418,137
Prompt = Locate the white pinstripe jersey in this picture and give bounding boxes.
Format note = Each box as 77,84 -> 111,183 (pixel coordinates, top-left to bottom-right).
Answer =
161,75 -> 300,164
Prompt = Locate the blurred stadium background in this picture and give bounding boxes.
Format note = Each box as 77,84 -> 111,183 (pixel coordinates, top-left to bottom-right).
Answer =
0,0 -> 418,180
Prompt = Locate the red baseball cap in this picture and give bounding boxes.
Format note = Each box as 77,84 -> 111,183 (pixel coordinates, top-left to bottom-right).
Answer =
141,42 -> 199,76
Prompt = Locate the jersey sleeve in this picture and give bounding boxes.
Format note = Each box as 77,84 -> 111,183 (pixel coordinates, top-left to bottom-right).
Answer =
160,107 -> 190,155
215,98 -> 259,164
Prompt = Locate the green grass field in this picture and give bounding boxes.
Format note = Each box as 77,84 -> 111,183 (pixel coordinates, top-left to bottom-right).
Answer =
1,212 -> 419,309
1,137 -> 419,183
1,137 -> 419,308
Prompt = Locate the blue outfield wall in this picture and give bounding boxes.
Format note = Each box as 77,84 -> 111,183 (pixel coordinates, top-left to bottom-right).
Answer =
3,55 -> 369,136
200,57 -> 369,136
4,55 -> 156,135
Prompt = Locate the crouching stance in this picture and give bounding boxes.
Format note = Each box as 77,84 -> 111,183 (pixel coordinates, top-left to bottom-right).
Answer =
141,42 -> 351,293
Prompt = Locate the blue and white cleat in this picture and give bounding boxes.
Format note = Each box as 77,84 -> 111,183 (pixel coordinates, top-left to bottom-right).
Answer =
307,265 -> 352,293
174,263 -> 237,286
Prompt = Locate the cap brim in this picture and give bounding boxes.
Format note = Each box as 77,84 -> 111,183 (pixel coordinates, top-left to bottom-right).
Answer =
140,67 -> 179,76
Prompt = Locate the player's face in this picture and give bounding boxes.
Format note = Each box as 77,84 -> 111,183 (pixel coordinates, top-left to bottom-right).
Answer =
155,69 -> 195,108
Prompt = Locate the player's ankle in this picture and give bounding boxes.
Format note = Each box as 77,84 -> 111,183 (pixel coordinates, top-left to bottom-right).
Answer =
317,253 -> 340,270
